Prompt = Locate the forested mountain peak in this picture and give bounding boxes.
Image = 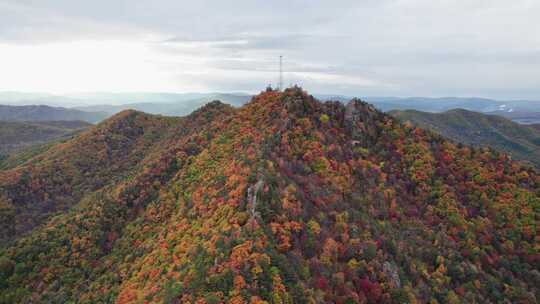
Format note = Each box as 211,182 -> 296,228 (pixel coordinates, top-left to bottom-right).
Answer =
0,88 -> 538,303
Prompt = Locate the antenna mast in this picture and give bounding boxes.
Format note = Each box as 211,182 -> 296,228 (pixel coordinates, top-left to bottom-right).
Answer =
279,55 -> 283,91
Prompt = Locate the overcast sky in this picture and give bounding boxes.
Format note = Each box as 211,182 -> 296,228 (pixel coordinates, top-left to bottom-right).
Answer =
0,0 -> 539,99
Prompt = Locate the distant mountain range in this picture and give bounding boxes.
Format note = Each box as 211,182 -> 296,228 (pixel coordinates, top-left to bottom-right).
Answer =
362,97 -> 530,112
73,93 -> 252,116
2,91 -> 539,123
0,105 -> 106,123
390,108 -> 540,168
0,92 -> 252,108
0,92 -> 251,119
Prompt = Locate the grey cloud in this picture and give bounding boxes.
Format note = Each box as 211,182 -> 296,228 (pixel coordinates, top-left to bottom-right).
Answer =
164,33 -> 327,51
0,0 -> 539,99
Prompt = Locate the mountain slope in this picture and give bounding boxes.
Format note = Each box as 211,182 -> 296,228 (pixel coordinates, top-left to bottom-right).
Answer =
0,120 -> 92,156
0,88 -> 538,303
0,102 -> 234,241
0,104 -> 106,123
390,109 -> 540,168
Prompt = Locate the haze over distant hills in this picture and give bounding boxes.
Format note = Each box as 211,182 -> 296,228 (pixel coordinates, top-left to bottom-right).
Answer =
2,91 -> 539,124
0,92 -> 251,108
0,105 -> 106,123
0,92 -> 252,119
390,109 -> 540,168
73,93 -> 252,116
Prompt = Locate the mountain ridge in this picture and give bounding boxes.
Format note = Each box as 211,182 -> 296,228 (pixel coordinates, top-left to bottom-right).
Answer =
390,108 -> 540,168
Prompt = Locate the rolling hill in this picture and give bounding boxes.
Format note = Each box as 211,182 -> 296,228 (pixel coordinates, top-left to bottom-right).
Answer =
390,109 -> 540,168
0,105 -> 107,123
0,120 -> 92,157
0,88 -> 538,303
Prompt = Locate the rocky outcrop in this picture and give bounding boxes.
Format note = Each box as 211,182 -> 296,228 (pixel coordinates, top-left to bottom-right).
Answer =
247,178 -> 264,219
345,98 -> 384,146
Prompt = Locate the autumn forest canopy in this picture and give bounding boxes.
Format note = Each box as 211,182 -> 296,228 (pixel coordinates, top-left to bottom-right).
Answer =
0,87 -> 538,303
